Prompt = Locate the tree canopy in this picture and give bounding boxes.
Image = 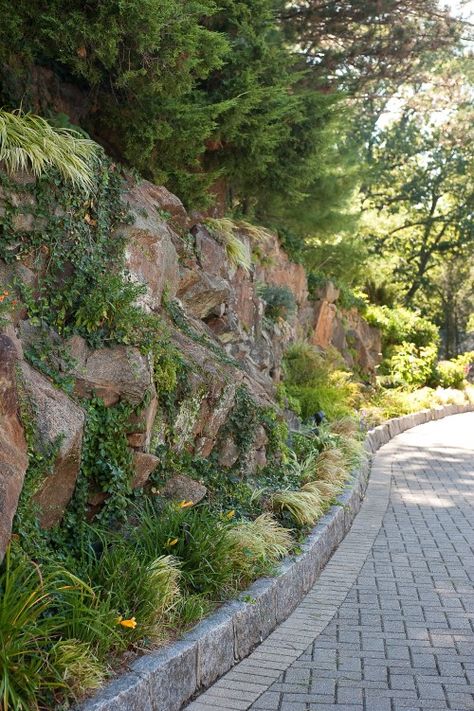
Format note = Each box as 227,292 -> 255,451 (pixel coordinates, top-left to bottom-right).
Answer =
0,0 -> 472,350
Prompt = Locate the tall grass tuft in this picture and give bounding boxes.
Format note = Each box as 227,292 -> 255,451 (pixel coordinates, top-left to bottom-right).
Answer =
79,538 -> 181,644
0,548 -> 110,710
204,217 -> 252,272
227,513 -> 293,581
271,484 -> 324,527
0,110 -> 99,190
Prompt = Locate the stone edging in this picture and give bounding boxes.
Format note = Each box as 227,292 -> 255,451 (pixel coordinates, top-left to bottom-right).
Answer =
78,402 -> 473,711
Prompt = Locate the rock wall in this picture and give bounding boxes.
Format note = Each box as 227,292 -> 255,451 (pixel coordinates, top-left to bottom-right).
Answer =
0,172 -> 380,558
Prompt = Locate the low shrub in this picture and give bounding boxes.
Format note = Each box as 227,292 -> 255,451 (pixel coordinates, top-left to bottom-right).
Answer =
365,305 -> 439,350
258,284 -> 297,322
383,342 -> 438,390
433,360 -> 466,389
283,343 -> 358,420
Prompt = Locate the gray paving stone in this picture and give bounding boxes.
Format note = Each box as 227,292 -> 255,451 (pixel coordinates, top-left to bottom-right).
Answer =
184,412 -> 474,711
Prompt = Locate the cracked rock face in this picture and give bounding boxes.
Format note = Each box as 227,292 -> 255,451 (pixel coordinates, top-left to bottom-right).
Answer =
68,338 -> 155,407
0,335 -> 28,560
20,361 -> 85,529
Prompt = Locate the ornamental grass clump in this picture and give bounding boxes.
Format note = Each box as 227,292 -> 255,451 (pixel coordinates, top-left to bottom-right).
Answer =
0,548 -> 113,711
82,539 -> 181,644
133,502 -> 239,598
227,513 -> 293,581
0,109 -> 99,190
204,218 -> 252,272
271,483 -> 324,527
314,448 -> 347,486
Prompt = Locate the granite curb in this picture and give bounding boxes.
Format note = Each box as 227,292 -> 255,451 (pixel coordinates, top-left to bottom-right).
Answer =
78,402 -> 473,711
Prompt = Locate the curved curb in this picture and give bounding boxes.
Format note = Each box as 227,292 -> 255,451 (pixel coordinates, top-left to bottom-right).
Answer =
78,403 -> 474,711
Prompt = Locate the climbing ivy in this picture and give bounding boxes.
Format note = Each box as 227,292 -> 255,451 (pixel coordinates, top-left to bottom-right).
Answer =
219,385 -> 261,465
64,397 -> 135,534
0,161 -> 133,346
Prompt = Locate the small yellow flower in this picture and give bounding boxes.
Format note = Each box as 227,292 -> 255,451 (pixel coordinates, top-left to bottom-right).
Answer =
166,537 -> 179,547
178,500 -> 194,509
117,616 -> 137,629
225,510 -> 236,520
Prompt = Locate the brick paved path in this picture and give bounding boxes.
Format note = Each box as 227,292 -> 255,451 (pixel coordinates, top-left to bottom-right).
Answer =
186,413 -> 474,711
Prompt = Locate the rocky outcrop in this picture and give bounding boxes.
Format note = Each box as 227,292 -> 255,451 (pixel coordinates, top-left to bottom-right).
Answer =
19,362 -> 85,529
0,168 -> 381,533
0,335 -> 28,559
309,284 -> 381,373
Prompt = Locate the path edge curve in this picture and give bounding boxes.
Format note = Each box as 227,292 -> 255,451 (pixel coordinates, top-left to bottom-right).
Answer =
78,402 -> 474,711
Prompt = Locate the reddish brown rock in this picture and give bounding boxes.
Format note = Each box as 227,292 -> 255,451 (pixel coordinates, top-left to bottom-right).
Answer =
165,325 -> 245,456
255,234 -> 308,305
116,180 -> 181,310
217,437 -> 240,468
0,335 -> 28,560
314,282 -> 340,304
20,362 -> 85,529
178,271 -> 231,320
254,425 -> 269,450
334,308 -> 382,373
136,181 -> 189,229
127,395 -> 158,450
230,269 -> 259,334
161,474 -> 207,504
193,225 -> 228,278
131,451 -> 159,489
311,300 -> 338,349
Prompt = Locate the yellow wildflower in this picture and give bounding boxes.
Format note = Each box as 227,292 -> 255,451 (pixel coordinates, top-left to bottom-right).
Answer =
166,537 -> 179,547
178,500 -> 193,509
225,510 -> 236,520
117,616 -> 137,629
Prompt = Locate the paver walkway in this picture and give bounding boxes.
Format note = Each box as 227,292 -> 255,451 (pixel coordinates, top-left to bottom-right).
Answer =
185,413 -> 474,711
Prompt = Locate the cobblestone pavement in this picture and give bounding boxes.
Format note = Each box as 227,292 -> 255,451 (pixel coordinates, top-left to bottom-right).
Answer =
185,413 -> 474,711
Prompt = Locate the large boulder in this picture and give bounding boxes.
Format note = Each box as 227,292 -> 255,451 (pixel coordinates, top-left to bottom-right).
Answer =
117,180 -> 181,311
178,271 -> 231,320
161,474 -> 207,504
311,300 -> 338,349
68,337 -> 154,407
19,362 -> 85,529
0,335 -> 28,560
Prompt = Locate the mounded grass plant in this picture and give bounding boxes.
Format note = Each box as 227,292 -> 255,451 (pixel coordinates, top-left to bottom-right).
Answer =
131,502 -> 240,598
271,484 -> 324,527
204,218 -> 252,272
0,110 -> 99,190
79,538 -> 181,644
227,513 -> 293,582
